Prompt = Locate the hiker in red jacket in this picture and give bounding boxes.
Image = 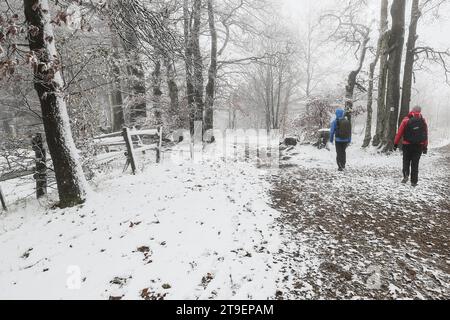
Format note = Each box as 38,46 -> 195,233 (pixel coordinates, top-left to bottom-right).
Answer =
394,106 -> 429,187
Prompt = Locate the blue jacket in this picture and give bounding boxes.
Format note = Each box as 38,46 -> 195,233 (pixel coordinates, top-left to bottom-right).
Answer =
330,109 -> 352,143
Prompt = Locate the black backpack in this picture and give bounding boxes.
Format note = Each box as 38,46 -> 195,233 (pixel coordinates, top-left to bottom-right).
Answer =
336,118 -> 352,140
404,116 -> 427,144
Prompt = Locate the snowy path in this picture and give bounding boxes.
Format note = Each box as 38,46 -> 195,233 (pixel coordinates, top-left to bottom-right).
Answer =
0,161 -> 280,300
270,144 -> 450,299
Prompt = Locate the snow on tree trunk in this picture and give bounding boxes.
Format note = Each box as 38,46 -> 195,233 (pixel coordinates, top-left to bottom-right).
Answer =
383,0 -> 406,152
24,0 -> 88,208
399,0 -> 420,127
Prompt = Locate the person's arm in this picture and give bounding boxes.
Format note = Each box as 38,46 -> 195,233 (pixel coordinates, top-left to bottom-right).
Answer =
423,118 -> 429,149
394,117 -> 408,146
349,125 -> 352,144
330,120 -> 336,143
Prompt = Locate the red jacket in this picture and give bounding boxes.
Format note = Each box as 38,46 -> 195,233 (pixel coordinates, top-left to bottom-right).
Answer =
395,111 -> 428,147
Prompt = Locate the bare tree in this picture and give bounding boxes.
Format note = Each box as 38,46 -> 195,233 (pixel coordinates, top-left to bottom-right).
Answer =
322,3 -> 372,120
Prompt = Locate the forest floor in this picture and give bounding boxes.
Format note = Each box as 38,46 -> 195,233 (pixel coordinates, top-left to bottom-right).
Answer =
271,144 -> 450,299
0,140 -> 448,300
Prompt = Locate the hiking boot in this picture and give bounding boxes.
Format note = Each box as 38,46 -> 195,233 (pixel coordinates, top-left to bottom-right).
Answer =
338,167 -> 344,172
412,183 -> 418,187
402,177 -> 409,184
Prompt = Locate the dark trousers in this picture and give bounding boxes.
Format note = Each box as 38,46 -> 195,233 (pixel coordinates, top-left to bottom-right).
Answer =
403,144 -> 423,184
336,142 -> 348,169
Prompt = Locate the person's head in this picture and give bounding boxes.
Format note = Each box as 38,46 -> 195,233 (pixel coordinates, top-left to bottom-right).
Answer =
335,108 -> 346,119
412,106 -> 422,113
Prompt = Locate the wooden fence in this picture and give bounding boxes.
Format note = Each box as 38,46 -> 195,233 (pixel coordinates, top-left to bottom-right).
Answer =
0,127 -> 163,211
93,127 -> 163,175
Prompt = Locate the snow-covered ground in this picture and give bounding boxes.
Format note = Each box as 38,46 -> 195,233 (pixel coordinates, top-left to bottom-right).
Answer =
272,139 -> 450,299
0,160 -> 280,300
1,135 -> 448,300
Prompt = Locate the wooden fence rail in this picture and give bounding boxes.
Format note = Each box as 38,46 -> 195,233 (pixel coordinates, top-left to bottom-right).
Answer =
94,127 -> 163,175
0,185 -> 7,211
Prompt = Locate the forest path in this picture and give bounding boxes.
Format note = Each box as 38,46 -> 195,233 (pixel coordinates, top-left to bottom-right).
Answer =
269,144 -> 450,300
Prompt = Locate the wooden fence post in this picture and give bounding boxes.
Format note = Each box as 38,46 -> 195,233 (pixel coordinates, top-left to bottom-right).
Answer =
32,133 -> 47,198
122,127 -> 137,175
0,185 -> 7,211
156,126 -> 163,164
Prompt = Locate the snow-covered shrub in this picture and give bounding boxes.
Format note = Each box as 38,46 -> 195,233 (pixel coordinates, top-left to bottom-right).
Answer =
286,97 -> 336,143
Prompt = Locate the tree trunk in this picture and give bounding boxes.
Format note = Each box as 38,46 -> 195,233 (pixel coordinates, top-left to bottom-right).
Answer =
362,61 -> 378,148
183,0 -> 196,134
192,0 -> 204,133
24,0 -> 88,208
165,58 -> 179,122
274,67 -> 283,129
305,20 -> 313,98
32,133 -> 47,199
383,0 -> 406,152
372,0 -> 390,147
119,0 -> 147,126
204,0 -> 217,135
399,0 -> 420,127
152,58 -> 163,127
109,24 -> 125,132
363,0 -> 388,148
3,119 -> 13,136
345,36 -> 370,120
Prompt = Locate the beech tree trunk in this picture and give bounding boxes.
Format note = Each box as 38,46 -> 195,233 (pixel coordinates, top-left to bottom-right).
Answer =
372,0 -> 390,147
152,58 -> 163,127
345,35 -> 370,121
165,58 -> 179,121
24,0 -> 88,208
183,0 -> 196,134
192,0 -> 204,133
383,0 -> 406,152
362,58 -> 378,148
204,0 -> 217,135
399,0 -> 420,127
109,24 -> 125,132
363,0 -> 388,148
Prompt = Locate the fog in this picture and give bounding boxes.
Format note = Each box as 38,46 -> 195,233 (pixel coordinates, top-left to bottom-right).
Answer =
278,0 -> 450,138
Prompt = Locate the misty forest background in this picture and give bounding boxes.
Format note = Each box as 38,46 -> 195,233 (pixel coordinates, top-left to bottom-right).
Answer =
1,0 -> 450,208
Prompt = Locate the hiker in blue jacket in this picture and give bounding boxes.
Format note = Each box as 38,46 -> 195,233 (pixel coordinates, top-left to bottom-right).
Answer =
330,108 -> 352,171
